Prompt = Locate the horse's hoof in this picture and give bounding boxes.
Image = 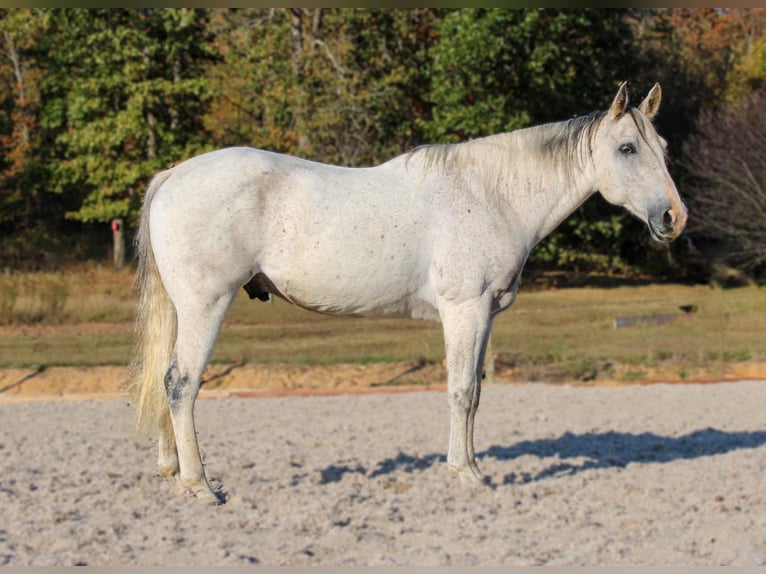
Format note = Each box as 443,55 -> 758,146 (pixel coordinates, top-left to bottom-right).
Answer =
194,489 -> 223,506
178,479 -> 223,505
158,465 -> 179,479
448,464 -> 485,486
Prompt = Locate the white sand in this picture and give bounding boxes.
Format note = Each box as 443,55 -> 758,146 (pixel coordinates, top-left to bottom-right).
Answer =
1,380 -> 765,566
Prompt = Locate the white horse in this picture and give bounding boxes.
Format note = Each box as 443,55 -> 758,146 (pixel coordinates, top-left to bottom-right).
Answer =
131,82 -> 687,504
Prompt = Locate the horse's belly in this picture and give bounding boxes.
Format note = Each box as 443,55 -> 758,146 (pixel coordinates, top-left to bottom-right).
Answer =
263,242 -> 438,320
286,286 -> 439,321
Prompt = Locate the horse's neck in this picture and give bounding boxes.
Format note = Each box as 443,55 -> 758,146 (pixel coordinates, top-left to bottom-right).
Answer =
473,128 -> 598,245
518,161 -> 597,246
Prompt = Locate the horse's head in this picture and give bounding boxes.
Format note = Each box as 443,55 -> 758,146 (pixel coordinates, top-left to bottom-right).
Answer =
592,82 -> 687,242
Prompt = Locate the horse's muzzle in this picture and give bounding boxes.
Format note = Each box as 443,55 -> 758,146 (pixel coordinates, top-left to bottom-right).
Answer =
649,205 -> 688,242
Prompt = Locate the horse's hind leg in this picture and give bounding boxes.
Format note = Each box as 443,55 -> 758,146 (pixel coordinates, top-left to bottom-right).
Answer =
165,290 -> 235,504
439,295 -> 493,484
157,409 -> 179,478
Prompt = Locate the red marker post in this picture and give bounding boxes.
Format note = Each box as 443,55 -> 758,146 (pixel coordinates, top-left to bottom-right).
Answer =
111,218 -> 125,270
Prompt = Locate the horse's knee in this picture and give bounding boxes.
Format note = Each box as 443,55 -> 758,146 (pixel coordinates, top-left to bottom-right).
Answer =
448,388 -> 473,412
448,380 -> 481,411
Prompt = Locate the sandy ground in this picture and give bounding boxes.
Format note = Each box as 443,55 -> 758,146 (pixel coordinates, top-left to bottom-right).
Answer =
1,378 -> 765,566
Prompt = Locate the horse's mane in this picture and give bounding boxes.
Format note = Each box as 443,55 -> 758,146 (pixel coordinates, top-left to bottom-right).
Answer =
405,111 -> 606,200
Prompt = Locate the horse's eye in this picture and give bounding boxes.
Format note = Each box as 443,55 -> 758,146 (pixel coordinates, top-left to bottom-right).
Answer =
620,143 -> 636,155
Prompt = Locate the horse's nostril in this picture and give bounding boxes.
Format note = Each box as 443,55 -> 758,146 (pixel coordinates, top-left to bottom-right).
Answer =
663,209 -> 674,228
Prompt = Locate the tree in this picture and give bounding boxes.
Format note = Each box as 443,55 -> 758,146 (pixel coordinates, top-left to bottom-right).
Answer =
0,10 -> 40,230
205,9 -> 440,167
423,9 -> 638,142
681,90 -> 766,277
0,9 -> 75,268
204,9 -> 294,153
37,9 -> 218,224
290,8 -> 441,166
725,22 -> 766,102
631,9 -> 766,157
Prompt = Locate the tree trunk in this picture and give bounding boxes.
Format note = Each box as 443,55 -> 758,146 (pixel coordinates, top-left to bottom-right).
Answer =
289,8 -> 311,155
3,30 -> 30,149
142,46 -> 157,159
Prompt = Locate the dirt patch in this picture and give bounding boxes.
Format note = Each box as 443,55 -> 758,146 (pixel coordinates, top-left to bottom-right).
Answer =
0,360 -> 449,401
2,358 -> 766,403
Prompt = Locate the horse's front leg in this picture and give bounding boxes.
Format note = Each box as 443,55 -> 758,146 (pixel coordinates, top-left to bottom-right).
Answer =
439,296 -> 493,484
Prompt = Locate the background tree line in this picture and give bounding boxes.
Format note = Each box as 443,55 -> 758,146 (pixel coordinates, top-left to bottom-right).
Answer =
0,8 -> 764,282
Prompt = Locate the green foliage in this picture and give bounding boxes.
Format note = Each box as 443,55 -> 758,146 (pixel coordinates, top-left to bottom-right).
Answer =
726,32 -> 766,102
0,9 -> 46,232
204,9 -> 294,152
37,8 -> 218,224
206,9 -> 438,166
532,206 -> 628,275
295,8 -> 437,165
423,9 -> 636,142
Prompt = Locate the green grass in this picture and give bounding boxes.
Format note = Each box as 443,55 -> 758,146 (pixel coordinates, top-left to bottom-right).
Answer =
490,282 -> 766,381
0,332 -> 134,368
0,266 -> 765,382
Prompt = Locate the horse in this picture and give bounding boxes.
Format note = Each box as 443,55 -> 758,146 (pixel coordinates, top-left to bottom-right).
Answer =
130,82 -> 687,504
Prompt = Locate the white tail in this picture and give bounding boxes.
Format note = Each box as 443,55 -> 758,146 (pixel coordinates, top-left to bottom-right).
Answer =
129,169 -> 176,437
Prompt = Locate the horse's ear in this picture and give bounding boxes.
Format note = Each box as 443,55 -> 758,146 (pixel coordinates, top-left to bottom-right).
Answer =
609,81 -> 629,119
638,83 -> 662,119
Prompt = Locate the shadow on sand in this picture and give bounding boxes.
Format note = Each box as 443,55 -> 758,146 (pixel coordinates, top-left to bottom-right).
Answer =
318,428 -> 766,486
